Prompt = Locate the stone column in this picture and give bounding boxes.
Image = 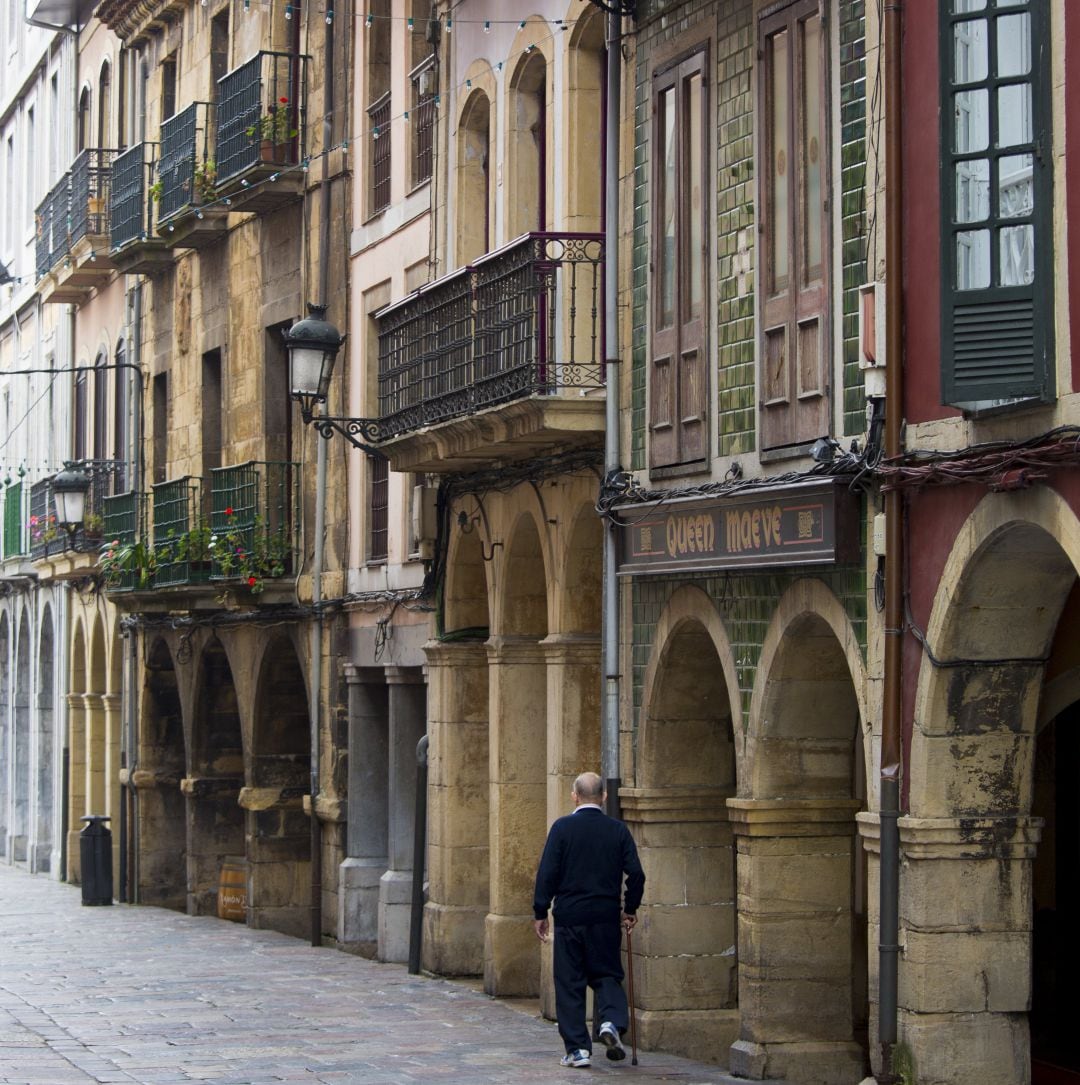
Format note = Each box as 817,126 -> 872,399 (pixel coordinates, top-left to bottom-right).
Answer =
485,636 -> 547,997
84,692 -> 106,817
893,815 -> 1041,1085
65,693 -> 87,881
728,797 -> 866,1085
378,666 -> 426,963
102,692 -> 122,894
620,787 -> 740,1063
539,634 -> 601,1018
338,667 -> 388,955
422,641 -> 489,976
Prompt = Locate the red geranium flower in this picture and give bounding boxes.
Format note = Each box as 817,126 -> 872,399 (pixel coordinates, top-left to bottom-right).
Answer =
248,576 -> 257,587
225,506 -> 233,516
279,97 -> 289,105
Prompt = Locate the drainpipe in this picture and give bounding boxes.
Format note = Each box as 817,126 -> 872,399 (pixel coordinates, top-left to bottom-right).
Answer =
307,0 -> 337,950
407,734 -> 429,974
878,0 -> 904,1079
601,9 -> 622,818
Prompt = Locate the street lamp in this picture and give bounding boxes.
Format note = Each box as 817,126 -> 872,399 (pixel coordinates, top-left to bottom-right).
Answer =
282,303 -> 385,458
52,462 -> 92,544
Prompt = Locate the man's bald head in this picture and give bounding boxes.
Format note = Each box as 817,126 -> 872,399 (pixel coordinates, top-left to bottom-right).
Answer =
572,772 -> 605,804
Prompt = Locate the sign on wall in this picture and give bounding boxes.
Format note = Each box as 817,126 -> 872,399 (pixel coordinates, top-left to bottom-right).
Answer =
615,479 -> 859,575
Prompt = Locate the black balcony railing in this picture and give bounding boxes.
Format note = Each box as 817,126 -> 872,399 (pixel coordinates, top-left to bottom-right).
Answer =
28,478 -> 62,560
210,461 -> 298,587
159,103 -> 215,222
376,233 -> 604,437
35,172 -> 70,280
101,490 -> 144,591
216,51 -> 306,183
70,148 -> 115,246
111,142 -> 157,250
152,476 -> 211,587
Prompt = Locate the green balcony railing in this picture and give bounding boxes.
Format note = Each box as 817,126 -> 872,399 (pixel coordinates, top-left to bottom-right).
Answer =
152,476 -> 211,587
210,461 -> 298,591
3,481 -> 25,559
102,491 -> 145,591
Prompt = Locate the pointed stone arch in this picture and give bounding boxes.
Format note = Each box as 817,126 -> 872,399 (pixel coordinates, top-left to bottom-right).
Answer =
456,72 -> 495,265
506,18 -> 555,237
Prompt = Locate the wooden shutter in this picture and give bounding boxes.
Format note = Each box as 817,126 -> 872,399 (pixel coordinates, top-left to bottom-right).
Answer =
940,0 -> 1052,409
649,49 -> 708,470
759,0 -> 830,451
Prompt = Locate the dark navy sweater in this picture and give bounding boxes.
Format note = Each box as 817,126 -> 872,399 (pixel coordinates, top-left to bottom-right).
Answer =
533,807 -> 646,927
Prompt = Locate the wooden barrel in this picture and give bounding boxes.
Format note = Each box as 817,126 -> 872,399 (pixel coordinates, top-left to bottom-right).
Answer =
217,858 -> 247,922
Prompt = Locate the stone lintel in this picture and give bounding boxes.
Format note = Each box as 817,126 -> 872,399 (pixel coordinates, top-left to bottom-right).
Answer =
728,798 -> 862,838
302,793 -> 346,822
180,775 -> 243,798
238,786 -> 307,811
485,636 -> 548,665
621,786 -> 736,825
343,663 -> 385,684
384,665 -> 425,686
423,639 -> 488,667
897,815 -> 1043,860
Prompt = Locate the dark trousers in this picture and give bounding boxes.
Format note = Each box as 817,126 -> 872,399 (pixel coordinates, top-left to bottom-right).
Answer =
553,921 -> 628,1053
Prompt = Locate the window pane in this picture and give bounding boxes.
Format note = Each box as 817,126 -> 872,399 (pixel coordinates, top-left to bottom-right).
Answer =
659,86 -> 676,329
1000,224 -> 1034,286
954,0 -> 985,11
685,71 -> 703,320
997,14 -> 1030,77
954,19 -> 988,84
954,89 -> 988,152
802,14 -> 823,281
998,83 -> 1032,147
957,229 -> 991,289
955,158 -> 989,222
999,153 -> 1033,217
770,29 -> 790,290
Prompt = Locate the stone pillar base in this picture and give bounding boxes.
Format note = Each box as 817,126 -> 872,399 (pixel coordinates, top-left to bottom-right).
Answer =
637,1009 -> 740,1067
422,901 -> 485,976
66,829 -> 82,882
379,868 -> 413,963
484,912 -> 539,997
338,857 -> 385,957
730,1039 -> 867,1084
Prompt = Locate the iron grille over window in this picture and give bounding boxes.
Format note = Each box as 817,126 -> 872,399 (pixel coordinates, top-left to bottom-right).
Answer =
3,481 -> 24,559
368,456 -> 389,562
215,51 -> 305,183
377,232 -> 603,437
110,142 -> 157,250
159,102 -> 215,221
368,92 -> 392,214
410,57 -> 436,187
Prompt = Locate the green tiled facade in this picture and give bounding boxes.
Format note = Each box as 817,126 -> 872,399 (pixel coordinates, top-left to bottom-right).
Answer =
630,559 -> 868,737
629,0 -> 868,465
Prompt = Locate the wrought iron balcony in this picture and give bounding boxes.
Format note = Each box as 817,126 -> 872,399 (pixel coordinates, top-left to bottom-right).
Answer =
35,173 -> 69,282
70,148 -> 114,248
157,102 -> 228,248
28,478 -> 63,561
110,142 -> 171,273
27,459 -> 126,563
209,461 -> 299,590
2,480 -> 26,560
375,232 -> 605,468
101,490 -> 145,592
215,51 -> 307,210
152,476 -> 211,588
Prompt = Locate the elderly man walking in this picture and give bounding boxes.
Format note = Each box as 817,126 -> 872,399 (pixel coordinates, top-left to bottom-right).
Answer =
533,771 -> 645,1068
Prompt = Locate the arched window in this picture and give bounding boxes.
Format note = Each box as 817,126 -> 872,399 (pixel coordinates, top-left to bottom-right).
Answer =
93,351 -> 107,462
457,89 -> 491,264
97,61 -> 111,149
113,341 -> 128,489
508,52 -> 549,238
77,87 -> 91,152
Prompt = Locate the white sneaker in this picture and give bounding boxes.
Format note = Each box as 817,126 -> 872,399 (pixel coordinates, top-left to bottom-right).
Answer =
599,1022 -> 626,1061
560,1049 -> 591,1067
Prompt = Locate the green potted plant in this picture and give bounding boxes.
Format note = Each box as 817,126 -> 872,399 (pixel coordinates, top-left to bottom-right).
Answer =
246,97 -> 298,164
194,160 -> 217,203
148,179 -> 163,203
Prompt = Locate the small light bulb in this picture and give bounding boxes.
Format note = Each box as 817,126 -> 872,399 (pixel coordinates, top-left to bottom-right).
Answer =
445,17 -> 452,32
285,3 -> 292,19
483,20 -> 490,33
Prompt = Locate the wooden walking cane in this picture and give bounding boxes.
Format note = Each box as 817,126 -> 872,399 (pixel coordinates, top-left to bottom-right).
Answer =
625,924 -> 639,1065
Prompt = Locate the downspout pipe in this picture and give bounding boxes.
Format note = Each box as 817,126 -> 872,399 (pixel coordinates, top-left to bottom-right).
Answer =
878,0 -> 903,1080
601,8 -> 622,820
308,0 -> 336,949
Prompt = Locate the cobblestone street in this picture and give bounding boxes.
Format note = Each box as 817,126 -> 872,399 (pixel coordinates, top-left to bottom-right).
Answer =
0,865 -> 771,1085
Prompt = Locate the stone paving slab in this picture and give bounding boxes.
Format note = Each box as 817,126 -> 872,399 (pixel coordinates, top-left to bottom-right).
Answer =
0,864 -> 782,1085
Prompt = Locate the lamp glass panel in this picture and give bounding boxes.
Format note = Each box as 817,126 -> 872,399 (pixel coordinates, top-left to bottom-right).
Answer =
290,346 -> 331,399
54,487 -> 86,526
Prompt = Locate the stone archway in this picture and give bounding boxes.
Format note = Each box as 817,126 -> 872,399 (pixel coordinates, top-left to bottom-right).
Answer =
625,584 -> 741,1064
67,621 -> 88,881
138,638 -> 187,910
731,581 -> 868,1085
34,606 -> 55,873
906,491 -> 1080,1085
187,636 -> 245,917
422,525 -> 492,976
486,510 -> 550,997
248,635 -> 310,938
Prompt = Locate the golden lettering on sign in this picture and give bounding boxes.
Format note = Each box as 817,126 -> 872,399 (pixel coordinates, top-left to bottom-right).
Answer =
798,510 -> 815,539
664,513 -> 717,559
640,526 -> 654,553
725,505 -> 784,554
